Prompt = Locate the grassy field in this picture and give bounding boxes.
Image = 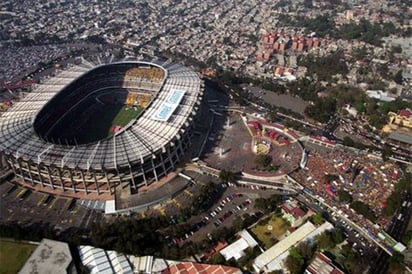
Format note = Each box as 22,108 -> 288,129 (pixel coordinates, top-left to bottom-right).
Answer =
251,216 -> 290,249
111,106 -> 142,129
0,239 -> 37,274
78,104 -> 142,143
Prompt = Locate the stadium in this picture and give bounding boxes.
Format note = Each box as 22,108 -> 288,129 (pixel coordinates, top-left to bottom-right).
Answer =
0,58 -> 204,195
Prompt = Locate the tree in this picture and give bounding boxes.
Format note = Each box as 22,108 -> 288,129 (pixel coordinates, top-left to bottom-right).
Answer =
352,46 -> 368,60
388,251 -> 406,274
219,169 -> 235,183
350,201 -> 376,222
299,51 -> 348,81
384,172 -> 412,217
209,253 -> 225,264
330,228 -> 344,244
211,227 -> 234,242
402,230 -> 412,245
393,70 -> 403,85
324,174 -> 339,183
254,194 -> 282,214
383,191 -> 402,217
316,231 -> 335,250
311,213 -> 325,226
296,241 -> 316,262
342,136 -> 355,147
232,216 -> 244,231
285,247 -> 304,274
255,154 -> 273,169
242,213 -> 259,228
304,98 -> 337,123
391,45 -> 402,54
343,247 -> 368,274
337,189 -> 353,203
297,15 -> 335,37
396,172 -> 412,194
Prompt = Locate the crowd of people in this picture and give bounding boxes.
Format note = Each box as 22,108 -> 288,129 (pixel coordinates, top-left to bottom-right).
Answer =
291,144 -> 399,233
123,66 -> 164,85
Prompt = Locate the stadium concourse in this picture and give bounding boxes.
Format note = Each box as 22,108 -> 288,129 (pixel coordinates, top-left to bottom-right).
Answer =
0,57 -> 204,199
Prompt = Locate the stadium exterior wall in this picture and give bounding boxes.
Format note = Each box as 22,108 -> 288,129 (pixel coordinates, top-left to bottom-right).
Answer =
2,128 -> 195,194
0,60 -> 203,195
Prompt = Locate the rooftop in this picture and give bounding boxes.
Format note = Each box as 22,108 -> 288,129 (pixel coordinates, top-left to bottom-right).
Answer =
305,252 -> 345,274
388,131 -> 412,145
253,221 -> 316,271
219,229 -> 258,261
164,262 -> 242,274
79,245 -> 134,274
19,239 -> 73,274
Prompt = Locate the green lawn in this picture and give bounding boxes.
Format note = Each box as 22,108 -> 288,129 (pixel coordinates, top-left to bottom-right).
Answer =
0,239 -> 37,274
77,105 -> 142,143
251,216 -> 290,249
111,106 -> 142,130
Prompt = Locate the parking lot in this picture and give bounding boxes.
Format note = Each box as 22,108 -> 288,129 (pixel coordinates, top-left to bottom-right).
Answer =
0,181 -> 102,231
161,176 -> 277,245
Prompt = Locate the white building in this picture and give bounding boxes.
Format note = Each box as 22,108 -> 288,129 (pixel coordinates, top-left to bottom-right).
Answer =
365,90 -> 396,102
219,229 -> 259,261
253,221 -> 334,273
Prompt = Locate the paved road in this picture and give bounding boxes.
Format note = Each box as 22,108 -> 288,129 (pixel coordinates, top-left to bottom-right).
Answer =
0,181 -> 102,231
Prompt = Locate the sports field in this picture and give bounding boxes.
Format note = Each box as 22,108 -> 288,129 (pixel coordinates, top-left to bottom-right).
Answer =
77,104 -> 142,143
109,105 -> 142,130
0,239 -> 36,274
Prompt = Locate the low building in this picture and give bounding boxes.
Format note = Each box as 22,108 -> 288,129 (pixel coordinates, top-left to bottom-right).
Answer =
383,109 -> 412,149
78,244 -> 242,274
253,222 -> 334,273
201,241 -> 228,261
79,245 -> 134,273
343,104 -> 358,117
386,109 -> 412,130
164,262 -> 242,274
253,222 -> 316,273
365,90 -> 396,102
305,252 -> 345,274
19,239 -> 75,274
280,199 -> 306,227
387,131 -> 412,150
219,229 -> 259,261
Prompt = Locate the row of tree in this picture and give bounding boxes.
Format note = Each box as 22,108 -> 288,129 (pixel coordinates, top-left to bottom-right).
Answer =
294,15 -> 401,46
254,194 -> 283,214
383,172 -> 412,217
350,200 -> 377,222
284,227 -> 345,274
299,51 -> 349,82
334,20 -> 399,46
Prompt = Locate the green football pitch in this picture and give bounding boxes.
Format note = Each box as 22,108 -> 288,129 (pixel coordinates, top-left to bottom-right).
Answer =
77,104 -> 142,143
110,106 -> 142,129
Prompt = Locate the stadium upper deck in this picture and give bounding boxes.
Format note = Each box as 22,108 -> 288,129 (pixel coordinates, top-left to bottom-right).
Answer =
0,58 -> 203,195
